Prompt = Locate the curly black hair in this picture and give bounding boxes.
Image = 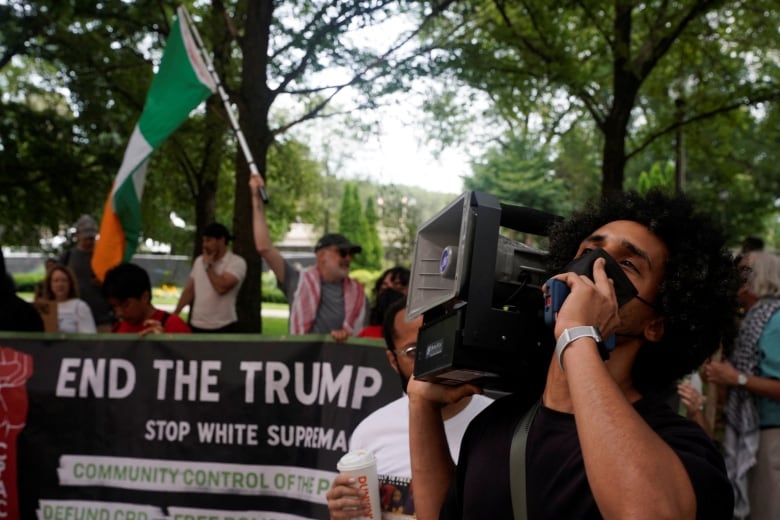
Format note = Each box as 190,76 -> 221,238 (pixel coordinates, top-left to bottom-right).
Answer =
546,189 -> 739,394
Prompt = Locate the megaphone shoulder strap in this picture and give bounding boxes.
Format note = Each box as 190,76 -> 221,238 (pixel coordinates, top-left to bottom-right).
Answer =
510,399 -> 540,520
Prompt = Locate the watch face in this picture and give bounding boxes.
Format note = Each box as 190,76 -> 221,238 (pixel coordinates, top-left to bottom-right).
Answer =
738,373 -> 748,386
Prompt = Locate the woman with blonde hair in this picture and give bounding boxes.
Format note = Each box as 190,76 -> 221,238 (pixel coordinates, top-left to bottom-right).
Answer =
44,264 -> 96,333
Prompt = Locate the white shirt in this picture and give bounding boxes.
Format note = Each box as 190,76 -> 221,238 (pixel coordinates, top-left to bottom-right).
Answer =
189,251 -> 247,329
348,393 -> 493,519
57,298 -> 97,333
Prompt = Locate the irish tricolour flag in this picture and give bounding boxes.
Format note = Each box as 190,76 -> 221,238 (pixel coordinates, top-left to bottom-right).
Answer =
92,7 -> 215,281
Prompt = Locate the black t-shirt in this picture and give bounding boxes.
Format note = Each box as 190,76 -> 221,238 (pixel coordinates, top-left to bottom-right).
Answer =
0,294 -> 44,332
440,392 -> 733,519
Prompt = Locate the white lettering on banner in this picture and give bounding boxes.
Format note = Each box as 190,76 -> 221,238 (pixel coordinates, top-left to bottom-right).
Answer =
37,499 -> 163,520
266,425 -> 348,452
57,456 -> 337,504
142,421 -> 261,446
55,358 -> 135,398
55,357 -> 383,407
144,420 -> 192,442
196,422 -> 259,445
153,360 -> 221,402
239,361 -> 382,409
168,505 -> 312,520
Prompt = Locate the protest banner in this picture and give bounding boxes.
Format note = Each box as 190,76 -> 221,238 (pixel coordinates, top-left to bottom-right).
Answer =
0,334 -> 399,520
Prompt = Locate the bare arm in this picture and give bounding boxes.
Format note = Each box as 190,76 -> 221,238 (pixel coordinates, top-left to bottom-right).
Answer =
249,175 -> 286,284
565,344 -> 696,519
203,261 -> 239,295
677,382 -> 713,437
742,374 -> 780,400
704,359 -> 780,401
174,278 -> 194,315
554,261 -> 696,519
408,379 -> 480,520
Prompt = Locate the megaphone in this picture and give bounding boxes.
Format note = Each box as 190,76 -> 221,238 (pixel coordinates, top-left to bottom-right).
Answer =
407,191 -> 562,393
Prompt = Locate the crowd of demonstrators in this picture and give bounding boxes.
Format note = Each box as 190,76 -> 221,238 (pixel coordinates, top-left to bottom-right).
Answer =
58,215 -> 114,331
104,263 -> 190,335
173,222 -> 246,333
42,264 -> 96,333
8,205 -> 401,339
326,298 -> 493,519
250,174 -> 368,343
9,189 -> 780,519
406,190 -> 738,520
703,251 -> 780,520
0,248 -> 43,332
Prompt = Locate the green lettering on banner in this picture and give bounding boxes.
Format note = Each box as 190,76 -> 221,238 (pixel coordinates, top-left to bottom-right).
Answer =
39,499 -> 162,520
316,478 -> 331,494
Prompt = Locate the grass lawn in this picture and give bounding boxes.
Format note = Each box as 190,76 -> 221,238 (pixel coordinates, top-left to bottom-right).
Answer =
262,316 -> 289,335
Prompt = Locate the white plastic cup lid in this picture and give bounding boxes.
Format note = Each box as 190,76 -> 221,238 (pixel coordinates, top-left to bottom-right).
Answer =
336,449 -> 376,472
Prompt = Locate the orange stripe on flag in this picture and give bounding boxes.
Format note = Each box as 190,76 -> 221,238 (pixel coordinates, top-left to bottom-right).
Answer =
91,188 -> 126,282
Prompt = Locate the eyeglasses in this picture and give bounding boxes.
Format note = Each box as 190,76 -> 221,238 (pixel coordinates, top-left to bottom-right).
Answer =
394,346 -> 417,359
331,247 -> 353,258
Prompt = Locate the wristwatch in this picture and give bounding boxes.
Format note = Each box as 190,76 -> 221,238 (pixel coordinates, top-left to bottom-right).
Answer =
737,373 -> 748,386
556,326 -> 608,370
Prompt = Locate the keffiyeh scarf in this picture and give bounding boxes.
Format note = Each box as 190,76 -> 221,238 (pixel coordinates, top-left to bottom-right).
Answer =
724,297 -> 780,517
289,267 -> 366,335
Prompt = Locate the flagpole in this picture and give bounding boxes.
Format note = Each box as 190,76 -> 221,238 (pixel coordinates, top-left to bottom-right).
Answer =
179,6 -> 269,204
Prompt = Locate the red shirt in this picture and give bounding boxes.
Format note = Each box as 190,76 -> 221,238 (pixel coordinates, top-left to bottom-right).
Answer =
357,324 -> 383,338
112,309 -> 191,334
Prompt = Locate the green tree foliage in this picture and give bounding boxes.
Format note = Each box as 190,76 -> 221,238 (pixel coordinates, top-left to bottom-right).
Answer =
224,0 -> 459,330
418,0 -> 780,198
465,134 -> 566,215
375,185 -> 421,266
263,137 -> 324,242
337,183 -> 372,268
0,0 -> 156,243
362,196 -> 384,270
338,184 -> 358,241
0,0 -> 237,254
636,163 -> 675,195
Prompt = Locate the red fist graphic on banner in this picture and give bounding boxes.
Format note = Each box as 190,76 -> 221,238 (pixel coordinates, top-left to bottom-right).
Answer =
0,347 -> 33,520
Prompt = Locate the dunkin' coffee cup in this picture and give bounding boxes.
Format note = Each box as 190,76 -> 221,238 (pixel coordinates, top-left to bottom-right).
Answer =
337,449 -> 381,519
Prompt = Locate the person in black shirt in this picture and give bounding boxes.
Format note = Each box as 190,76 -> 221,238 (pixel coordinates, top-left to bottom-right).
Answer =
408,190 -> 738,519
0,249 -> 43,332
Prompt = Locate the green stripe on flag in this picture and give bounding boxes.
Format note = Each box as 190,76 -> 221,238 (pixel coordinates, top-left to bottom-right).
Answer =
137,15 -> 215,148
94,7 -> 215,276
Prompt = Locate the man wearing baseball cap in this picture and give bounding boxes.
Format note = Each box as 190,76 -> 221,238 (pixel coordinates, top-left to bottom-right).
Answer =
58,214 -> 114,331
174,222 -> 247,333
249,175 -> 368,342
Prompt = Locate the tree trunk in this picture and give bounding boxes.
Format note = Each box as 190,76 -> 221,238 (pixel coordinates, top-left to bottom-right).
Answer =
600,115 -> 628,197
233,0 -> 275,333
